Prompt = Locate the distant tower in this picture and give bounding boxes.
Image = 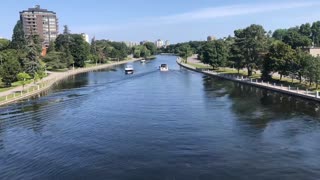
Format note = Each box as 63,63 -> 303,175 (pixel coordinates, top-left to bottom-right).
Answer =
207,36 -> 215,41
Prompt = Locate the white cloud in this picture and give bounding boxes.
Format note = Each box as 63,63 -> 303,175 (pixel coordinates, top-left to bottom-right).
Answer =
75,1 -> 320,34
157,2 -> 320,23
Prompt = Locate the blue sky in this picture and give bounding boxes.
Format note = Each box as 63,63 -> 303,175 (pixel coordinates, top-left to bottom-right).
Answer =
1,0 -> 320,43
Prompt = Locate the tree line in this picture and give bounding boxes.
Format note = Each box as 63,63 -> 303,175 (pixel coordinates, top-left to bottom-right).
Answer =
164,21 -> 320,88
0,21 -> 135,87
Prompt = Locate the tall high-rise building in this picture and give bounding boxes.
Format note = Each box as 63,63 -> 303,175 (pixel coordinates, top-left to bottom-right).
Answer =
155,39 -> 164,48
81,33 -> 90,43
20,5 -> 59,47
165,40 -> 170,48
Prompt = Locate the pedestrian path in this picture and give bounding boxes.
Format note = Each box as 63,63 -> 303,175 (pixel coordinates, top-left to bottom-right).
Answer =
178,57 -> 320,102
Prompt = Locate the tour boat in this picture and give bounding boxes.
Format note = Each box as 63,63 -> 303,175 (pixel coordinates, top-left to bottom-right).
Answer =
159,64 -> 169,71
140,59 -> 146,63
125,65 -> 134,74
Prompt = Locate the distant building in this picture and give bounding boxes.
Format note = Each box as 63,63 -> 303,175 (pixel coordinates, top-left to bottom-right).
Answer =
81,33 -> 90,43
207,36 -> 215,41
155,39 -> 164,48
125,41 -> 139,47
164,40 -> 170,48
303,47 -> 320,57
20,5 -> 59,47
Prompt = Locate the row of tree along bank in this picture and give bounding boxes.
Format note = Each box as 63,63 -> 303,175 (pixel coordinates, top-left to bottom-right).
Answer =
0,21 -> 158,88
163,21 -> 320,89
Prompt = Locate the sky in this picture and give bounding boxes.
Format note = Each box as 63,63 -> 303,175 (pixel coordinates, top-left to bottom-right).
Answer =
1,0 -> 320,43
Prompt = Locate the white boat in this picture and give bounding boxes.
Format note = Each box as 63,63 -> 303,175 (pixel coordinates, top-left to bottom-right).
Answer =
140,59 -> 146,63
159,64 -> 169,71
125,65 -> 134,74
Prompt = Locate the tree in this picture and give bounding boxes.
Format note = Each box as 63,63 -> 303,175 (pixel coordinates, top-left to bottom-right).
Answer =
299,23 -> 312,37
283,28 -> 312,49
200,40 -> 229,69
178,44 -> 193,63
272,29 -> 288,41
23,35 -> 42,77
17,72 -> 31,90
229,42 -> 245,73
233,24 -> 267,76
10,20 -> 27,50
69,34 -> 90,67
63,25 -> 70,35
0,58 -> 21,86
0,38 -> 10,51
0,49 -> 19,65
311,21 -> 320,46
144,42 -> 157,55
295,49 -> 313,83
47,41 -> 56,53
305,56 -> 320,88
264,41 -> 295,80
43,51 -> 70,70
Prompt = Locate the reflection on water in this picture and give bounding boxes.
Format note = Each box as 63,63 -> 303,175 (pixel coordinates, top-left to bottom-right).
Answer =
1,56 -> 320,179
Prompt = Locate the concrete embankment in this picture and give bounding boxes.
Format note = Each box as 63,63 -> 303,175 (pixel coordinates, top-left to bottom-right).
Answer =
0,58 -> 142,107
176,58 -> 320,103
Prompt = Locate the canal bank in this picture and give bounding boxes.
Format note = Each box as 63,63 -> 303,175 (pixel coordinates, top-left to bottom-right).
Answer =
0,58 -> 142,107
177,58 -> 320,103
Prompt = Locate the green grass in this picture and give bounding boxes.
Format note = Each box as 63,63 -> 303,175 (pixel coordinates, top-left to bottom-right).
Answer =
85,63 -> 98,68
187,62 -> 213,69
51,68 -> 69,72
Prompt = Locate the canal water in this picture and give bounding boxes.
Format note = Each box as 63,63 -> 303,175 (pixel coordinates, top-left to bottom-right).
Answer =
1,55 -> 320,179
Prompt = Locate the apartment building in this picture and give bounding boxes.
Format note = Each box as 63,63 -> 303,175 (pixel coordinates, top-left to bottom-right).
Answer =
20,5 -> 58,47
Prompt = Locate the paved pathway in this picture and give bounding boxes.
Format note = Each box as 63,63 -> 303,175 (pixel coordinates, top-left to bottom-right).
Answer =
179,57 -> 320,102
0,58 -> 142,101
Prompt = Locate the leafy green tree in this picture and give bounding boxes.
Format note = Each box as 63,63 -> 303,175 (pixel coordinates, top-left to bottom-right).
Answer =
311,21 -> 320,46
233,24 -> 267,76
63,25 -> 71,35
299,23 -> 312,37
69,34 -> 90,67
178,44 -> 193,63
264,41 -> 295,80
283,28 -> 312,49
17,72 -> 31,90
295,49 -> 313,83
229,42 -> 245,73
133,46 -> 141,58
305,56 -> 320,87
42,51 -> 70,70
0,58 -> 21,86
47,41 -> 56,53
0,49 -> 19,65
0,38 -> 10,51
272,29 -> 288,41
144,42 -> 157,55
200,40 -> 229,69
33,72 -> 40,83
10,20 -> 27,50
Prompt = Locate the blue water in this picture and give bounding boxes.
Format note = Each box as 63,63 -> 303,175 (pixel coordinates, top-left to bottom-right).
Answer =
1,55 -> 320,179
